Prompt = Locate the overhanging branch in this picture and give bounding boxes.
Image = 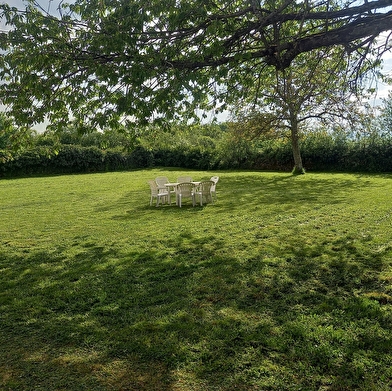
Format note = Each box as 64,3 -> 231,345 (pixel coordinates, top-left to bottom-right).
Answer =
167,11 -> 392,70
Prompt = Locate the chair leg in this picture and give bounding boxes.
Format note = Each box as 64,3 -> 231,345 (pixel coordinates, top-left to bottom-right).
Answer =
158,195 -> 165,206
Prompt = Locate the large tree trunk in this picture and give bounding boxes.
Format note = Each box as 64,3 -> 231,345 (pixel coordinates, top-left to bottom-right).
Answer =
290,117 -> 305,174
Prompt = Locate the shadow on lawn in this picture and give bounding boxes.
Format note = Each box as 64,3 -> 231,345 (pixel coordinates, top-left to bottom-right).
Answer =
108,173 -> 370,221
1,226 -> 392,390
216,173 -> 368,210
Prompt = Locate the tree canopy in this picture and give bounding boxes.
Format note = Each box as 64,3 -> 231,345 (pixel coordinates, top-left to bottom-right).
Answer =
0,0 -> 391,129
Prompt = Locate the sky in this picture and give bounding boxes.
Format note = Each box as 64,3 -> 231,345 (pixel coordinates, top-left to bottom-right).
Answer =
1,0 -> 392,131
372,45 -> 392,101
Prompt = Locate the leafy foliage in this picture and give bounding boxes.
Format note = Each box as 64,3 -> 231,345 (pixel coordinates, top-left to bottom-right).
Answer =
3,119 -> 392,176
377,91 -> 392,137
0,113 -> 36,161
0,0 -> 391,130
228,46 -> 379,172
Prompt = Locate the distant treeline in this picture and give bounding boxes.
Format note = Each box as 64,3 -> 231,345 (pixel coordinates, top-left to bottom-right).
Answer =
1,122 -> 392,177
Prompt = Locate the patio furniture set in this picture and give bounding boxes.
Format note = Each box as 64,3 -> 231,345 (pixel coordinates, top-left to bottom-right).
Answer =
148,176 -> 219,207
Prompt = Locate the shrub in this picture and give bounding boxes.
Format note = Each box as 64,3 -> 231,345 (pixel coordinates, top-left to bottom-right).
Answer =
301,132 -> 349,171
3,124 -> 392,177
104,151 -> 128,171
127,146 -> 154,168
256,139 -> 293,170
51,146 -> 105,173
0,147 -> 52,176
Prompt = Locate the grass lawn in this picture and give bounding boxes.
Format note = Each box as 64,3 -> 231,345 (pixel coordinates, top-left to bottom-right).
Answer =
1,169 -> 392,390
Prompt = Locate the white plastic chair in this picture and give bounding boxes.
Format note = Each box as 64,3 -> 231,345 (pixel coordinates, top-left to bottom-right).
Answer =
177,176 -> 193,183
210,176 -> 219,201
155,176 -> 170,189
155,176 -> 175,204
147,180 -> 169,206
195,180 -> 214,206
176,182 -> 195,207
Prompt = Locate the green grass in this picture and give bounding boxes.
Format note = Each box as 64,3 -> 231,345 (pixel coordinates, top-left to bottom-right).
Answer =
1,169 -> 392,390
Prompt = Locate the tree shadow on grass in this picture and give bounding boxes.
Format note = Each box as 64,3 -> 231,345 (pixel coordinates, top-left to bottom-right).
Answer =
1,226 -> 392,390
215,173 -> 368,210
107,173 -> 369,222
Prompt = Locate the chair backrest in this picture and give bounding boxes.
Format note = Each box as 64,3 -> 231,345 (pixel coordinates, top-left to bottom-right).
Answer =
147,180 -> 159,196
177,182 -> 194,196
177,176 -> 193,183
210,176 -> 219,192
155,176 -> 169,188
199,180 -> 214,194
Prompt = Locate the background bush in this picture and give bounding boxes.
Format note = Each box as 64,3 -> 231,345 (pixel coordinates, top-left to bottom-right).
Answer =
1,122 -> 392,177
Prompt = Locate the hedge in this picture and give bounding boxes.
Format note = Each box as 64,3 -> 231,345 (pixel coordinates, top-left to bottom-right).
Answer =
2,138 -> 392,177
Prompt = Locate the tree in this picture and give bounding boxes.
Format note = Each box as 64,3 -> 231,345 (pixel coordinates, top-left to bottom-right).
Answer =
229,46 -> 373,173
0,112 -> 35,161
377,91 -> 392,137
0,0 -> 391,133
